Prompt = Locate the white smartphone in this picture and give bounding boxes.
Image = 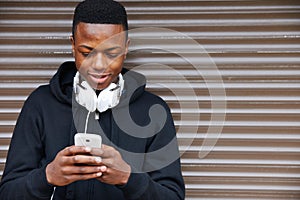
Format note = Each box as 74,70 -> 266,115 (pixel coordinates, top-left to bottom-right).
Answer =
74,133 -> 102,148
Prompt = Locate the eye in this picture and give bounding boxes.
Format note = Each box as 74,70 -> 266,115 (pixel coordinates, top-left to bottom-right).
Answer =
80,52 -> 90,57
106,53 -> 120,59
81,51 -> 96,58
105,49 -> 123,59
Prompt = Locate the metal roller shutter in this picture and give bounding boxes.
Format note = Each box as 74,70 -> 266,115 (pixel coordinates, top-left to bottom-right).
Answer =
0,0 -> 300,199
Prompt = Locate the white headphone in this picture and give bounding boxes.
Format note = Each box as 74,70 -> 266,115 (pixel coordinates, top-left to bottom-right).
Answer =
73,72 -> 124,113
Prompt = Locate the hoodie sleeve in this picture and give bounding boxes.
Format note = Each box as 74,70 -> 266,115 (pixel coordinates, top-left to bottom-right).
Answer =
0,91 -> 54,200
118,100 -> 185,200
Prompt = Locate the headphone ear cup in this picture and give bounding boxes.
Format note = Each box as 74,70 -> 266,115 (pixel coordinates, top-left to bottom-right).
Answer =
97,74 -> 124,112
76,81 -> 97,112
97,83 -> 117,113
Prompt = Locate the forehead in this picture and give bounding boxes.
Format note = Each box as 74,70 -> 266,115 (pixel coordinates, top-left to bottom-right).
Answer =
74,23 -> 126,46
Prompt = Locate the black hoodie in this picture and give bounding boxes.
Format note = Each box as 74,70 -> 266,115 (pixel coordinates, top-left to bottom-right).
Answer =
0,62 -> 185,200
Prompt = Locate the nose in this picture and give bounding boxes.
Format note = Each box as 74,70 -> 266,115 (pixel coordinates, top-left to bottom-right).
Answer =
92,52 -> 107,72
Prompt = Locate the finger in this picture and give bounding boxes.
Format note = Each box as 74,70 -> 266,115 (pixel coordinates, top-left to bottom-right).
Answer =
67,171 -> 103,182
61,146 -> 92,156
64,155 -> 102,165
90,145 -> 116,158
66,165 -> 104,175
99,157 -> 114,167
96,166 -> 114,182
99,165 -> 107,172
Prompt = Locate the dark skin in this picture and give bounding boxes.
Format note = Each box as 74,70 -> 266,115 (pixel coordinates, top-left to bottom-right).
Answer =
45,23 -> 131,187
72,23 -> 129,90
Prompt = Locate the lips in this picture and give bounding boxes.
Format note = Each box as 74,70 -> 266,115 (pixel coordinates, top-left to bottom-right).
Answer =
88,72 -> 111,85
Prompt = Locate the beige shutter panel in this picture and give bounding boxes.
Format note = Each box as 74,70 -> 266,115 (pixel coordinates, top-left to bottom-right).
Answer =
0,1 -> 300,199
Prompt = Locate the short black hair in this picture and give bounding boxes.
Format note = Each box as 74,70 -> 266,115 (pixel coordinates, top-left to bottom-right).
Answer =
72,0 -> 128,37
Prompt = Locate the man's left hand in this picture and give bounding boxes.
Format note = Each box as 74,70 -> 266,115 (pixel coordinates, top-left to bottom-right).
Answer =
91,144 -> 131,186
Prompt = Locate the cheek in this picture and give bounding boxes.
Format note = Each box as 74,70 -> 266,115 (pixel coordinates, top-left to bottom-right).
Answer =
74,52 -> 82,68
75,54 -> 90,71
109,56 -> 125,72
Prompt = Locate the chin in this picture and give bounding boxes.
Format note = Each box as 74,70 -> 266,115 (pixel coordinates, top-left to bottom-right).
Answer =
95,83 -> 109,91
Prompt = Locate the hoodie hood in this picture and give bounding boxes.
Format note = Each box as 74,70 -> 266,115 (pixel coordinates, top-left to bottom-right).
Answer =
49,61 -> 146,108
50,61 -> 77,105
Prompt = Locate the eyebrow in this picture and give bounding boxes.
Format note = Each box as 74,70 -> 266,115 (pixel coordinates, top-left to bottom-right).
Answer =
105,46 -> 123,51
78,45 -> 122,51
78,45 -> 94,50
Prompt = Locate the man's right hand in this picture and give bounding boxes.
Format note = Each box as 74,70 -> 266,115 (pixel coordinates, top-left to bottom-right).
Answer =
45,145 -> 106,186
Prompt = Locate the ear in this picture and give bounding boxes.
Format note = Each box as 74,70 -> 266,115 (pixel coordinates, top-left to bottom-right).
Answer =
124,38 -> 130,59
70,35 -> 75,57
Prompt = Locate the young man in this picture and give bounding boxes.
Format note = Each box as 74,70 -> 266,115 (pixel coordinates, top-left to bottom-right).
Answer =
0,0 -> 185,199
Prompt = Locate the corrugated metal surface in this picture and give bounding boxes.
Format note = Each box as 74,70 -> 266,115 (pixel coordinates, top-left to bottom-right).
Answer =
0,0 -> 300,199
